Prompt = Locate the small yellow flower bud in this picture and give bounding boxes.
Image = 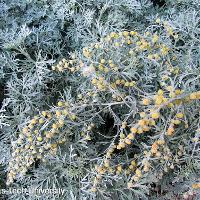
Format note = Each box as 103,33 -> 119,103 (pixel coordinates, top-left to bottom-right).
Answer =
151,112 -> 160,119
142,98 -> 150,105
37,137 -> 43,142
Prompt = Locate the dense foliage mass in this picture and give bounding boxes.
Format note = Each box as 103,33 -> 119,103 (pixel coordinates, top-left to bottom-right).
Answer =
0,0 -> 200,199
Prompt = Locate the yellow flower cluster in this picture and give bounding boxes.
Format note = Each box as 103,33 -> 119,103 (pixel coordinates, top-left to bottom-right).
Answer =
90,86 -> 200,190
8,20 -> 200,195
50,19 -> 199,193
7,100 -> 77,185
91,77 -> 107,91
52,56 -> 79,72
80,123 -> 95,141
190,91 -> 200,100
192,183 -> 200,189
52,27 -> 179,100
